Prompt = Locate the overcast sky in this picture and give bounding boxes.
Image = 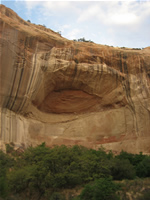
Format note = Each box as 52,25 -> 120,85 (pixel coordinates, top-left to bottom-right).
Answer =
2,0 -> 150,48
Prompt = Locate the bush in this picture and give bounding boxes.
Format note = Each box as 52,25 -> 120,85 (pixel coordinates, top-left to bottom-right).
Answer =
0,150 -> 15,198
116,151 -> 146,166
136,156 -> 150,178
49,192 -> 65,200
78,178 -> 120,200
0,175 -> 8,198
5,143 -> 14,154
76,37 -> 94,43
7,167 -> 31,193
2,144 -> 150,199
111,158 -> 136,180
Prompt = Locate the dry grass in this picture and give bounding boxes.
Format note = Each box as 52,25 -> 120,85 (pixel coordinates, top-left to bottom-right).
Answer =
117,178 -> 150,200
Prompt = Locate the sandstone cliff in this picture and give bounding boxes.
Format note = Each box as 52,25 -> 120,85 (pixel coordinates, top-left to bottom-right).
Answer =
0,5 -> 150,154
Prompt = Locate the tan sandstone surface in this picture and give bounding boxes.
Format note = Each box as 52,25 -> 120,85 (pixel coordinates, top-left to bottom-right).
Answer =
0,5 -> 150,154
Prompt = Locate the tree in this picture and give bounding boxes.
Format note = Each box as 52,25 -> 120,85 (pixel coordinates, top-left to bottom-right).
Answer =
116,151 -> 146,166
136,156 -> 150,178
7,167 -> 31,193
49,192 -> 65,200
110,158 -> 136,180
78,178 -> 120,200
0,150 -> 15,198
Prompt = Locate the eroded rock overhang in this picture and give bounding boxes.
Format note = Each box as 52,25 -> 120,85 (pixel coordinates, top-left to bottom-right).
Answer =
1,4 -> 150,153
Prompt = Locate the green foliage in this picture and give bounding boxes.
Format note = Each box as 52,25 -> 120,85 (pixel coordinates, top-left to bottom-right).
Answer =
5,143 -> 14,154
116,151 -> 146,166
0,150 -> 15,198
49,192 -> 65,200
136,156 -> 150,178
1,144 -> 150,199
74,37 -> 94,43
0,150 -> 14,197
0,175 -> 8,198
78,178 -> 120,200
7,167 -> 31,193
2,144 -> 112,198
110,158 -> 136,180
0,150 -> 15,168
132,48 -> 142,50
115,150 -> 150,178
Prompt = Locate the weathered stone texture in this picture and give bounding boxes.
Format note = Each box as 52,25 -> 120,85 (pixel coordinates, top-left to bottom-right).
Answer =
0,5 -> 150,153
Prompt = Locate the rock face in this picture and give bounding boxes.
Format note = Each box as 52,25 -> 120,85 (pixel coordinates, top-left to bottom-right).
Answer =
0,5 -> 150,154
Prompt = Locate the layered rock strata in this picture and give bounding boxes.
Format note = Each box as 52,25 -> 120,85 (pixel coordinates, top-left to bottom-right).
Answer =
0,5 -> 150,153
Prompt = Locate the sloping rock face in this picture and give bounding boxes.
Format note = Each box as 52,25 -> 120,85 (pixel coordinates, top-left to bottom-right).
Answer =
0,5 -> 150,153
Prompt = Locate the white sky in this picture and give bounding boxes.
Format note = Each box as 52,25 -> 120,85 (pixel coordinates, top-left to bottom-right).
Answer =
1,0 -> 150,48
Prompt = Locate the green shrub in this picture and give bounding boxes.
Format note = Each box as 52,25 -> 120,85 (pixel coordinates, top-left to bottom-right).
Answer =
116,151 -> 146,166
0,150 -> 15,198
2,143 -> 150,199
136,156 -> 150,178
0,175 -> 8,198
111,158 -> 136,180
78,178 -> 120,200
49,192 -> 66,200
7,167 -> 31,193
5,143 -> 14,154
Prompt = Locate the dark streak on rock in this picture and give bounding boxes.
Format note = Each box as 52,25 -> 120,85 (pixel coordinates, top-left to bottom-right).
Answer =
10,67 -> 24,111
20,41 -> 37,111
122,53 -> 139,133
6,65 -> 18,109
16,37 -> 29,112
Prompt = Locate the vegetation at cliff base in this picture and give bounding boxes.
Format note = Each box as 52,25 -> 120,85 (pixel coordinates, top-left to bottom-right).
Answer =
0,143 -> 150,200
75,177 -> 120,200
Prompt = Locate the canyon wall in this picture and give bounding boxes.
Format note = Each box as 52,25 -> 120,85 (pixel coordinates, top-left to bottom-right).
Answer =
0,5 -> 150,154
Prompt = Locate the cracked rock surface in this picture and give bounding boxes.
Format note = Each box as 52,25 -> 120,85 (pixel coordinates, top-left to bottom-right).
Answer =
0,5 -> 150,154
